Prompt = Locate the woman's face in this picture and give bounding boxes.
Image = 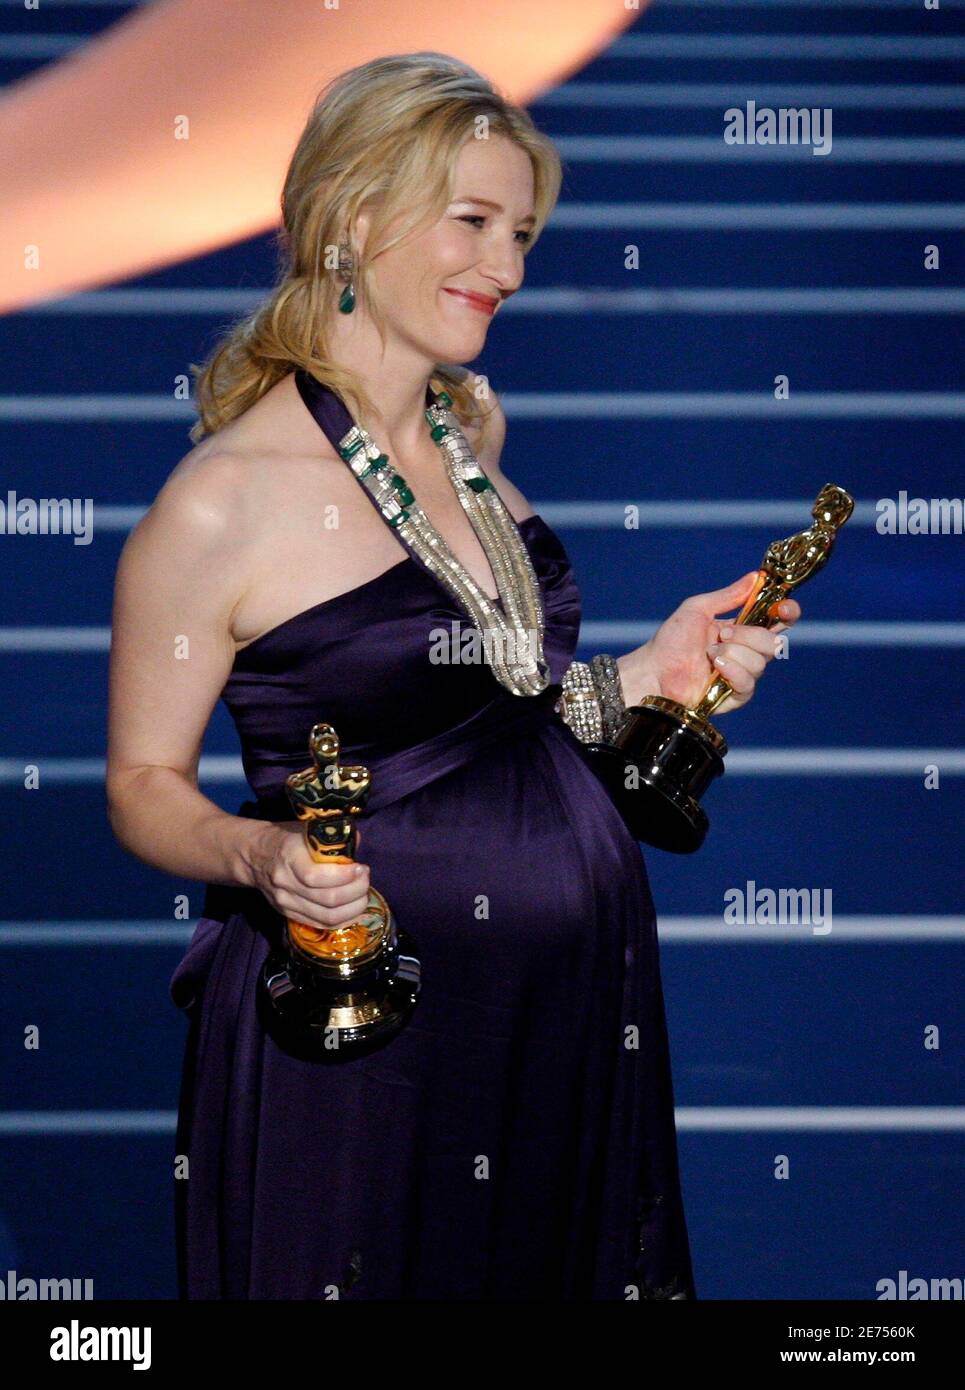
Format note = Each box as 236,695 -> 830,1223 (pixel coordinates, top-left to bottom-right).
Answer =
357,134 -> 536,363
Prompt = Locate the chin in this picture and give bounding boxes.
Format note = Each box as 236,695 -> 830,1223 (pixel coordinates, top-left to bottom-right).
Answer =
427,328 -> 487,364
443,345 -> 483,366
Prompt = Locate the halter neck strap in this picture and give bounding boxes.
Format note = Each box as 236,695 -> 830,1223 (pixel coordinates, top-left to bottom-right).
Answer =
293,367 -> 439,455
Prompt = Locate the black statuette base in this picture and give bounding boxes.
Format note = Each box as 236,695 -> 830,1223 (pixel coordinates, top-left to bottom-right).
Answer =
585,700 -> 728,854
257,923 -> 421,1063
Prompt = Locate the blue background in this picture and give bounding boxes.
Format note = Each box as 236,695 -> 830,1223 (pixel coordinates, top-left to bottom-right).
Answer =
0,0 -> 962,1300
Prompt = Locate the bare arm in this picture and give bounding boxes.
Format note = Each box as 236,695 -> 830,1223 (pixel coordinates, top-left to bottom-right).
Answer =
106,450 -> 373,930
105,451 -> 270,886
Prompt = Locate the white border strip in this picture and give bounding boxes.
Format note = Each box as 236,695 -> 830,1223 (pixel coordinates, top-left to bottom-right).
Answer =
509,288 -> 965,312
2,917 -> 962,946
675,1108 -> 965,1131
580,622 -> 965,648
0,1107 -> 961,1135
555,137 -> 965,163
0,1112 -> 177,1135
3,623 -> 964,654
502,393 -> 965,418
658,916 -> 965,942
533,499 -> 952,526
611,35 -> 965,59
0,749 -> 962,783
550,204 -> 965,228
542,83 -> 965,109
22,498 -> 905,532
723,750 -> 965,773
0,36 -> 77,57
2,392 -> 963,421
23,287 -> 965,315
0,628 -> 113,652
0,922 -> 195,945
3,625 -> 962,656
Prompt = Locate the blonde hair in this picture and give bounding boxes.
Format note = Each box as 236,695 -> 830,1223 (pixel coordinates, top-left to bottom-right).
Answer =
188,51 -> 562,445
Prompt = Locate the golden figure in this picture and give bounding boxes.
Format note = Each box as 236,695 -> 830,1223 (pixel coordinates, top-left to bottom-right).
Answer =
695,484 -> 854,720
606,483 -> 855,853
284,723 -> 390,963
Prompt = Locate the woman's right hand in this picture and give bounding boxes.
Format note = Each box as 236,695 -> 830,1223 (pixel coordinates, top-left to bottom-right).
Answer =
250,820 -> 371,930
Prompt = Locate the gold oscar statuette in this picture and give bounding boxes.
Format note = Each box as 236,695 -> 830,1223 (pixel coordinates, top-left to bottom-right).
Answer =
586,484 -> 855,852
258,723 -> 420,1056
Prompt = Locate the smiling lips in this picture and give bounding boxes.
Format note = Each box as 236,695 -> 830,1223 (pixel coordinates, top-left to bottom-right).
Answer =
442,287 -> 499,316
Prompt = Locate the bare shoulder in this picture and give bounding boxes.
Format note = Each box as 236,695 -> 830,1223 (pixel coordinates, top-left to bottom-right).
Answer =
130,372 -> 344,557
122,443 -> 262,598
106,440 -> 286,793
150,441 -> 252,533
110,445 -> 258,660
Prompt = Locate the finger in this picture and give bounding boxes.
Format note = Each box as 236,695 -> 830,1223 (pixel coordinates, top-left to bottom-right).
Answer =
289,858 -> 365,892
715,571 -> 761,614
717,625 -> 784,659
301,860 -> 369,891
767,599 -> 801,630
301,870 -> 371,909
710,645 -> 764,687
687,571 -> 759,615
283,887 -> 372,929
717,598 -> 800,642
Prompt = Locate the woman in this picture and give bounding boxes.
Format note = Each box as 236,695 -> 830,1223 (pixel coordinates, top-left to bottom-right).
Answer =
106,52 -> 799,1300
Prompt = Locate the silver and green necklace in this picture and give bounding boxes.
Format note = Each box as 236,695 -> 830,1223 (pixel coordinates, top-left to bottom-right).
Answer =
334,386 -> 549,697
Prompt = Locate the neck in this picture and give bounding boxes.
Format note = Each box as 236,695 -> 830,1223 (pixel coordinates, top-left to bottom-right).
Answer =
325,311 -> 440,460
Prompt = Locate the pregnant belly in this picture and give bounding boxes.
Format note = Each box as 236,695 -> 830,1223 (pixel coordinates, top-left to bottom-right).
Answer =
348,722 -> 654,1095
172,723 -> 655,1035
357,721 -> 652,977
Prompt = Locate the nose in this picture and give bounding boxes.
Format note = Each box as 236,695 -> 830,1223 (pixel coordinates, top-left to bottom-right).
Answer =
478,235 -> 524,297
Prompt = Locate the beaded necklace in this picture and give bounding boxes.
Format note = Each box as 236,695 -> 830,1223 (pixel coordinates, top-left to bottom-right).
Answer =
333,384 -> 550,697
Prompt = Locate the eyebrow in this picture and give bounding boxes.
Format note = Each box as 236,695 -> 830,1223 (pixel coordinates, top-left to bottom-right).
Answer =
454,196 -> 537,226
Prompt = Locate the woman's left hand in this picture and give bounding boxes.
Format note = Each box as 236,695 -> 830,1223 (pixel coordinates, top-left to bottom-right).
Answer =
616,571 -> 802,716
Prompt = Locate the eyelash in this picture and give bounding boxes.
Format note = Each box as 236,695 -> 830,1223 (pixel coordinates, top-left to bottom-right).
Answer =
457,214 -> 533,245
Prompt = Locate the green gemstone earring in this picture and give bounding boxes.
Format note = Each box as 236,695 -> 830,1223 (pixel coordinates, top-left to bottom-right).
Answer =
337,240 -> 356,314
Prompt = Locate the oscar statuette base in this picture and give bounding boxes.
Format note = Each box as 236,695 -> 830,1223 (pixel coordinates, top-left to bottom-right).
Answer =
585,695 -> 729,854
257,888 -> 421,1062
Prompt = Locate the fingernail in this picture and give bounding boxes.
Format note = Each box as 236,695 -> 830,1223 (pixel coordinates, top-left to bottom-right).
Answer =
714,655 -> 728,668
354,865 -> 364,876
720,625 -> 734,640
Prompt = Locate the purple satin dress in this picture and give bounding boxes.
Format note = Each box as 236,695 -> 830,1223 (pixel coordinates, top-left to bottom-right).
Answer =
169,372 -> 696,1300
